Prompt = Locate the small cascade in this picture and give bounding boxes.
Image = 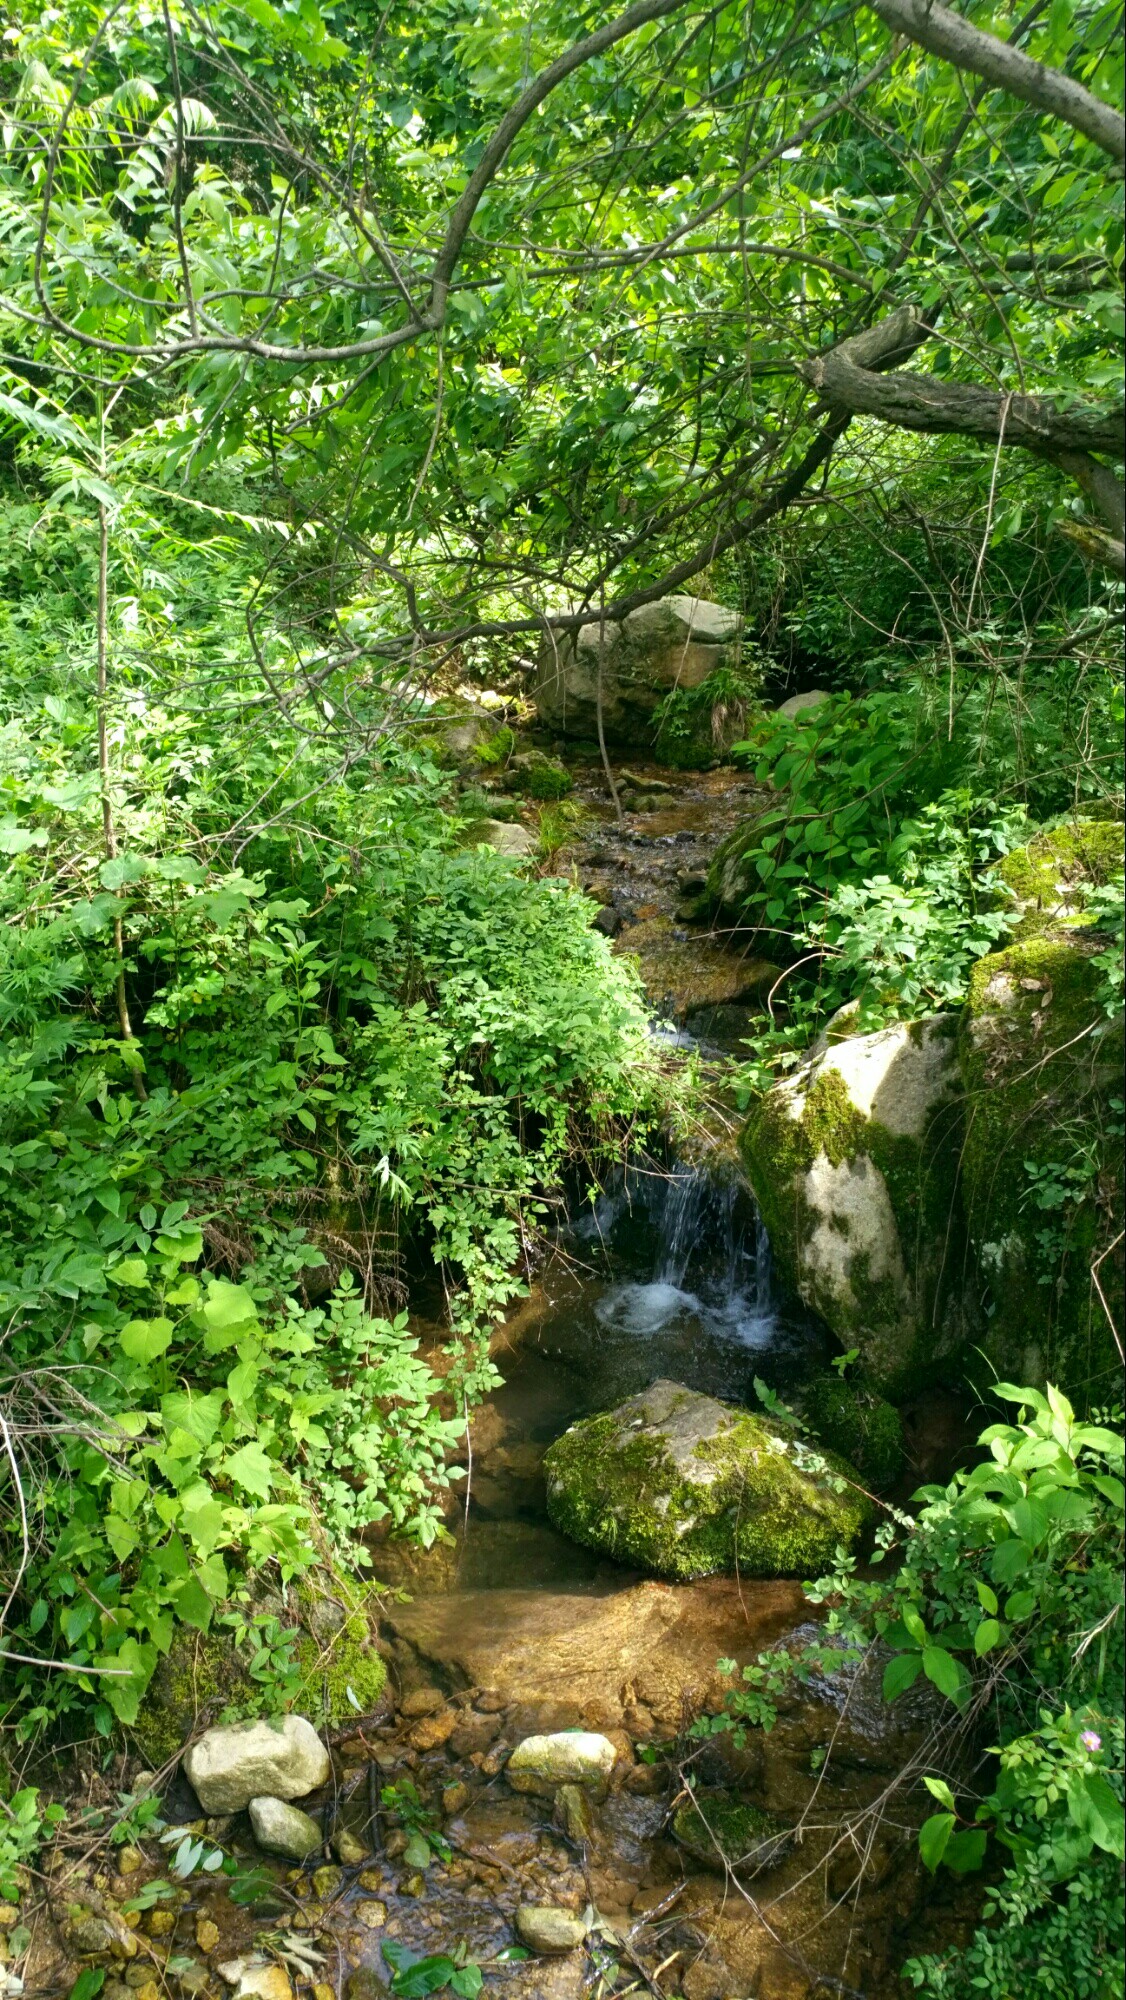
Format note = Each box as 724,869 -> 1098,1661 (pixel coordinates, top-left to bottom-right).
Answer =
655,1164 -> 710,1286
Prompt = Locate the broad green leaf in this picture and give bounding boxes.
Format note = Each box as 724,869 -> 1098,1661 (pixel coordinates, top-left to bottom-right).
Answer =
919,1811 -> 955,1872
119,1317 -> 174,1363
882,1652 -> 922,1701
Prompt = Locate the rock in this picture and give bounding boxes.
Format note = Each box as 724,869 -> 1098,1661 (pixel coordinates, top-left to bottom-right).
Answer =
226,1966 -> 292,2000
247,1798 -> 322,1862
346,1974 -> 383,2000
441,1782 -> 469,1817
592,905 -> 622,939
796,1373 -> 903,1492
997,815 -> 1124,940
776,689 -> 830,720
534,596 -> 744,744
386,1575 -> 806,1736
399,1687 -> 445,1718
146,1909 -> 175,1937
352,1900 -> 386,1929
331,1827 -> 368,1866
555,1784 -> 595,1842
614,914 -> 780,1020
672,1793 -> 792,1875
960,929 -> 1124,1395
506,1732 -> 617,1798
184,1717 -> 330,1814
357,1870 -> 386,1892
310,1867 -> 342,1902
116,1849 -> 143,1878
742,1015 -> 968,1393
544,1379 -> 870,1580
514,1906 -> 589,1955
408,1708 -> 457,1752
463,817 -> 536,859
449,1711 -> 501,1757
195,1920 -> 221,1954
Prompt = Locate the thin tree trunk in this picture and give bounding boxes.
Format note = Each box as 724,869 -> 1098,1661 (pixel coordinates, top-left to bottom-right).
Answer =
96,503 -> 146,1099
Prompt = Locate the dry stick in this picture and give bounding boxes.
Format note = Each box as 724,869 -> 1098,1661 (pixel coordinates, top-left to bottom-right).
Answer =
1090,1230 -> 1125,1363
95,505 -> 146,1101
596,582 -> 624,827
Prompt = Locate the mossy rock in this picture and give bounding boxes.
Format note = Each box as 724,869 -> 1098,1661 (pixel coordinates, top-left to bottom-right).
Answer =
998,816 -> 1124,941
797,1373 -> 904,1492
134,1579 -> 388,1767
960,933 -> 1124,1403
543,1378 -> 872,1581
741,1016 -> 970,1396
672,1792 -> 793,1875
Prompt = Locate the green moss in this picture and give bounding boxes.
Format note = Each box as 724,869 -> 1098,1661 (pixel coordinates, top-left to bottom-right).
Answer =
999,819 -> 1124,940
293,1603 -> 387,1726
543,1393 -> 871,1581
960,935 -> 1124,1403
672,1793 -> 791,1874
134,1628 -> 252,1767
741,1043 -> 965,1397
799,1373 -> 904,1492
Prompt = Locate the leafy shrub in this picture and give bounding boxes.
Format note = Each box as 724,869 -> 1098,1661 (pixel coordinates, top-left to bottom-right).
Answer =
653,661 -> 763,769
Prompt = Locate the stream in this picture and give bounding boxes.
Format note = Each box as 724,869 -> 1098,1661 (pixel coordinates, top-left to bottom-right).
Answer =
61,762 -> 978,2000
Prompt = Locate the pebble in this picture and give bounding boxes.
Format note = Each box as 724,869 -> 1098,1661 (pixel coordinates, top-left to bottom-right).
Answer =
399,1688 -> 444,1719
514,1906 -> 589,1955
407,1710 -> 457,1753
116,1850 -> 144,1878
441,1782 -> 469,1817
331,1827 -> 369,1867
398,1874 -> 426,1899
195,1920 -> 221,1954
357,1869 -> 386,1892
353,1901 -> 387,1930
311,1867 -> 342,1902
147,1911 -> 176,1937
248,1798 -> 323,1863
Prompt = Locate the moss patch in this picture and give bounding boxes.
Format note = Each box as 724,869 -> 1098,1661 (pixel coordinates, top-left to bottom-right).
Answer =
798,1373 -> 904,1492
293,1600 -> 387,1727
999,818 -> 1124,940
543,1381 -> 871,1581
960,934 -> 1124,1403
672,1792 -> 792,1874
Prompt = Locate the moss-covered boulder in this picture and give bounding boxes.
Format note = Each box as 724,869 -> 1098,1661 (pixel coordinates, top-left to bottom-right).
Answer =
797,1373 -> 904,1492
741,1016 -> 969,1394
543,1378 -> 871,1580
960,931 -> 1123,1400
997,816 -> 1124,940
672,1791 -> 793,1875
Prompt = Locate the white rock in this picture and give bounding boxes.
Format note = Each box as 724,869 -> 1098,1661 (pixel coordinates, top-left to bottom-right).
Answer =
248,1795 -> 323,1861
184,1715 -> 330,1813
507,1731 -> 617,1797
470,818 -> 537,858
776,688 -> 830,719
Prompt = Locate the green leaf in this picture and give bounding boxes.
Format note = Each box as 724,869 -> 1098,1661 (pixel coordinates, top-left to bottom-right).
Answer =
222,1441 -> 275,1500
919,1811 -> 955,1872
119,1317 -> 174,1363
974,1618 -> 1002,1655
112,1257 -> 150,1287
882,1652 -> 923,1701
944,1828 -> 988,1873
69,1971 -> 107,2000
923,1776 -> 956,1812
922,1647 -> 967,1702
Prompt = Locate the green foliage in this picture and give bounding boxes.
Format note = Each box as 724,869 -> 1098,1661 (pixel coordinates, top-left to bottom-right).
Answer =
802,1385 -> 1125,1997
382,1940 -> 483,1996
0,1787 -> 65,1899
380,1780 -> 450,1869
1085,875 -> 1126,1015
652,663 -> 763,769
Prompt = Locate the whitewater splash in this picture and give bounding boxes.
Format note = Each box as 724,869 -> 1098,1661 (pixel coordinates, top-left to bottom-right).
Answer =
594,1164 -> 779,1355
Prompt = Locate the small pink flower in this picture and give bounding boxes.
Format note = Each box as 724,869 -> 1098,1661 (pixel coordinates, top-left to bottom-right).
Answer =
1081,1730 -> 1102,1753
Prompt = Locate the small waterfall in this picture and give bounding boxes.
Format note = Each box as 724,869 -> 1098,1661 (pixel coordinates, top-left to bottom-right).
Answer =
656,1166 -> 710,1286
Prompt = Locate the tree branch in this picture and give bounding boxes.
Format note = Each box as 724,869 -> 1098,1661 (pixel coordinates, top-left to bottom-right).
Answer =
867,0 -> 1126,166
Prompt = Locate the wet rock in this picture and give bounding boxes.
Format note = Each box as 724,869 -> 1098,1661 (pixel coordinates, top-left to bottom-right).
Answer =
218,1964 -> 292,2000
408,1708 -> 457,1752
555,1784 -> 595,1842
387,1576 -> 805,1735
184,1717 -> 330,1813
672,1793 -> 792,1876
448,1711 -> 501,1757
353,1900 -> 386,1929
796,1372 -> 903,1492
116,1849 -> 143,1878
310,1867 -> 342,1902
248,1798 -> 322,1862
172,1965 -> 211,1998
534,595 -> 744,744
331,1827 -> 369,1866
441,1782 -> 469,1817
615,914 -> 779,1020
545,1379 -> 870,1580
507,1732 -> 617,1798
592,905 -> 623,938
194,1920 -> 220,1954
399,1687 -> 445,1719
514,1906 -> 589,1954
742,1014 -> 969,1393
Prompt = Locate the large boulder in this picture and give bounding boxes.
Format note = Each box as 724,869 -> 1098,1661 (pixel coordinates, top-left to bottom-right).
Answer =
183,1715 -> 330,1812
533,595 -> 743,744
960,930 -> 1123,1400
741,1016 -> 968,1393
543,1379 -> 870,1581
